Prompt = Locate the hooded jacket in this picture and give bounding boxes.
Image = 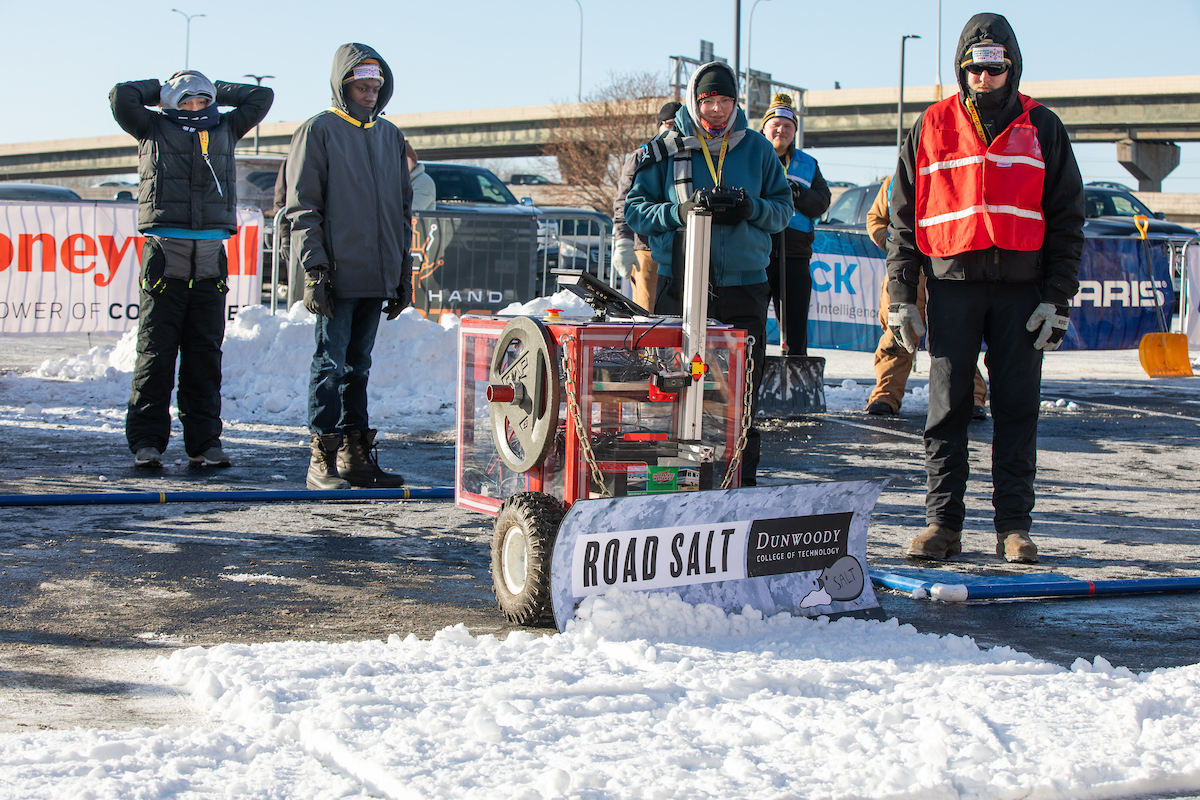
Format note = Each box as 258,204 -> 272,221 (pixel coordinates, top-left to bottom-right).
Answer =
624,62 -> 793,287
886,13 -> 1084,308
285,43 -> 413,301
110,74 -> 273,234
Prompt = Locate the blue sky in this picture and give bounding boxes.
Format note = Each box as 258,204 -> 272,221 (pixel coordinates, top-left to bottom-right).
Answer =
3,0 -> 1199,190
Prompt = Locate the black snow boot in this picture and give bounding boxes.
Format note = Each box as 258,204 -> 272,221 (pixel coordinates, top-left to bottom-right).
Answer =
308,433 -> 351,490
337,428 -> 405,488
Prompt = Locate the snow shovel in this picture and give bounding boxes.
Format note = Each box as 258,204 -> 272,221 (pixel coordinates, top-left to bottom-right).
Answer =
759,239 -> 826,417
1134,215 -> 1193,378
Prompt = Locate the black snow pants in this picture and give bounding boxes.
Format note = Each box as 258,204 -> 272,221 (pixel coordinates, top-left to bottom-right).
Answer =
126,277 -> 226,457
924,280 -> 1045,533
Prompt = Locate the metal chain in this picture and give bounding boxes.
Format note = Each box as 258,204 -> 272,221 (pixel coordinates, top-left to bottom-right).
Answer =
720,335 -> 756,489
559,335 -> 610,498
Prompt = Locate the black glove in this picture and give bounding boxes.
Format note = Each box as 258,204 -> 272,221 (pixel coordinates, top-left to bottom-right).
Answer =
709,187 -> 752,225
674,190 -> 703,224
303,270 -> 334,319
789,180 -> 806,209
728,188 -> 753,221
384,293 -> 409,320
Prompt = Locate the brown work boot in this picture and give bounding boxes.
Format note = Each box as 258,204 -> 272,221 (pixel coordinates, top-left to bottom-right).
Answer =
997,530 -> 1039,564
308,433 -> 351,490
907,524 -> 962,560
337,428 -> 405,488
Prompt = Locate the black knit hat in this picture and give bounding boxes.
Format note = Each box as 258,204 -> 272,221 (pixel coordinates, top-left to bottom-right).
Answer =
657,101 -> 682,124
694,66 -> 737,100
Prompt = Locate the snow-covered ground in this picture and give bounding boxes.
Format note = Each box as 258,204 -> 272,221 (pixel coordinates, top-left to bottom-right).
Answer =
2,299 -> 1199,799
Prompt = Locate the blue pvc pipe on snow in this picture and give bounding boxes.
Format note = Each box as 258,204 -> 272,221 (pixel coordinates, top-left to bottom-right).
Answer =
0,487 -> 454,508
870,570 -> 1200,603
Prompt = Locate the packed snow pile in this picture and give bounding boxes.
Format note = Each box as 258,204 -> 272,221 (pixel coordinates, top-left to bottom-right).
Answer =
32,303 -> 464,431
3,591 -> 1198,799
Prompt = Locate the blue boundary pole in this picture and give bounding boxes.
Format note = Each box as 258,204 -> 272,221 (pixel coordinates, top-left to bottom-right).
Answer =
0,487 -> 454,507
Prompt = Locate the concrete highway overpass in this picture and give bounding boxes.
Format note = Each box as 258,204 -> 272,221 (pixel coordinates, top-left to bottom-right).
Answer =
2,76 -> 1199,190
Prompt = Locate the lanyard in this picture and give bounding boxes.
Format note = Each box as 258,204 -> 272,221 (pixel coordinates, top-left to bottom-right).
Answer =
698,128 -> 730,186
328,106 -> 376,128
197,130 -> 223,197
964,97 -> 989,144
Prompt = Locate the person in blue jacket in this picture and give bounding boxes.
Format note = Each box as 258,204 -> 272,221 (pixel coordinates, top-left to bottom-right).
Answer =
760,93 -> 831,356
625,61 -> 793,485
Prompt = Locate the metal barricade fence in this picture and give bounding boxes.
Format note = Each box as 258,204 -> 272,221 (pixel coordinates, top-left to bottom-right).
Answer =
534,209 -> 614,295
268,207 -> 284,314
265,206 -> 615,317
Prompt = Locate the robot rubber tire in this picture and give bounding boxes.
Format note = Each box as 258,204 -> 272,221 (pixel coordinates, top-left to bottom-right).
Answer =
491,492 -> 564,626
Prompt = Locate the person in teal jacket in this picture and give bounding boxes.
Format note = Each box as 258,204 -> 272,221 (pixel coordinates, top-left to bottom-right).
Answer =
625,61 -> 793,485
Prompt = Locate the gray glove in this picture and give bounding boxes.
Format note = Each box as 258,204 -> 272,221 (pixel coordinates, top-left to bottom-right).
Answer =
303,271 -> 334,319
887,303 -> 925,354
1026,302 -> 1070,351
612,237 -> 636,278
673,190 -> 702,225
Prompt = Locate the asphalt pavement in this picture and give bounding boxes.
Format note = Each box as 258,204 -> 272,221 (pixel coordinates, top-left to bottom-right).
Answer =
0,334 -> 1198,741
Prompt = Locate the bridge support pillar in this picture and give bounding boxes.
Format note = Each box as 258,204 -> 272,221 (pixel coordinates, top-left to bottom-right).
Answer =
1117,139 -> 1180,193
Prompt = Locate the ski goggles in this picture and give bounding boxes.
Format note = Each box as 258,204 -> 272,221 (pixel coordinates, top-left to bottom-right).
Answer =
964,63 -> 1010,77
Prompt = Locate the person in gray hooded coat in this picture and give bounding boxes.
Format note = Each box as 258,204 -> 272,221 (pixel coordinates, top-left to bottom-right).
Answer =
286,43 -> 413,490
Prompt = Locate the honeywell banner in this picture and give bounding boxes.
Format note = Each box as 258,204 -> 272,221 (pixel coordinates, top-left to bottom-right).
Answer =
0,201 -> 263,334
549,481 -> 887,632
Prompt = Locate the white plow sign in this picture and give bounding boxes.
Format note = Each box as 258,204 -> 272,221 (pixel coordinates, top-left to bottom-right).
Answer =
1,200 -> 263,334
550,481 -> 887,632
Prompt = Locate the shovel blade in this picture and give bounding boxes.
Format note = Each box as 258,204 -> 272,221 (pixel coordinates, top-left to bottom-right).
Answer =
758,356 -> 826,417
1138,333 -> 1194,378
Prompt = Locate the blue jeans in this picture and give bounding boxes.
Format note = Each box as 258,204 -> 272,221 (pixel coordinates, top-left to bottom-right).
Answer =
308,298 -> 383,434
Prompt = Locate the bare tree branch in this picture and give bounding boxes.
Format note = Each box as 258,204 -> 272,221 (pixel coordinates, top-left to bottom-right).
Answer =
543,72 -> 669,214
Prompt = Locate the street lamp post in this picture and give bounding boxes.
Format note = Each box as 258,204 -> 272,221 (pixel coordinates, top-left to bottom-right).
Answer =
571,0 -> 583,103
733,0 -> 741,102
244,74 -> 274,154
936,0 -> 943,100
171,8 -> 205,70
898,34 -> 921,152
744,0 -> 771,114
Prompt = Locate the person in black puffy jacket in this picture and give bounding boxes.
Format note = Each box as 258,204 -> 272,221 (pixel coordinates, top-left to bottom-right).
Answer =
110,71 -> 272,470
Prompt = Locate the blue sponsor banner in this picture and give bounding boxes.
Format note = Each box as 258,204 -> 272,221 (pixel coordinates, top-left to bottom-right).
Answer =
794,231 -> 1183,352
1063,237 -> 1176,350
806,230 -> 885,353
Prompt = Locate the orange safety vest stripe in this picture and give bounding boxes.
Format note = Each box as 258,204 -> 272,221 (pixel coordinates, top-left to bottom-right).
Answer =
915,94 -> 1046,257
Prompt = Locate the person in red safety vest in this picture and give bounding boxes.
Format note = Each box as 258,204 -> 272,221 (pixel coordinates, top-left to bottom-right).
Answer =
886,13 -> 1085,565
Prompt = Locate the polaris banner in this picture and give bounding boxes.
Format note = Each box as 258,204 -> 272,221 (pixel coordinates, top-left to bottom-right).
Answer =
1063,237 -> 1178,350
0,201 -> 263,335
806,231 -> 1186,352
549,481 -> 887,632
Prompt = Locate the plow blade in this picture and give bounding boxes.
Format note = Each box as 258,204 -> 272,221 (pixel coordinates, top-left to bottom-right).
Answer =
548,481 -> 887,632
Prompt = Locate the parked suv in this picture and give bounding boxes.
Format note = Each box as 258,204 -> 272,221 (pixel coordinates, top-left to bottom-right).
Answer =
819,182 -> 881,230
